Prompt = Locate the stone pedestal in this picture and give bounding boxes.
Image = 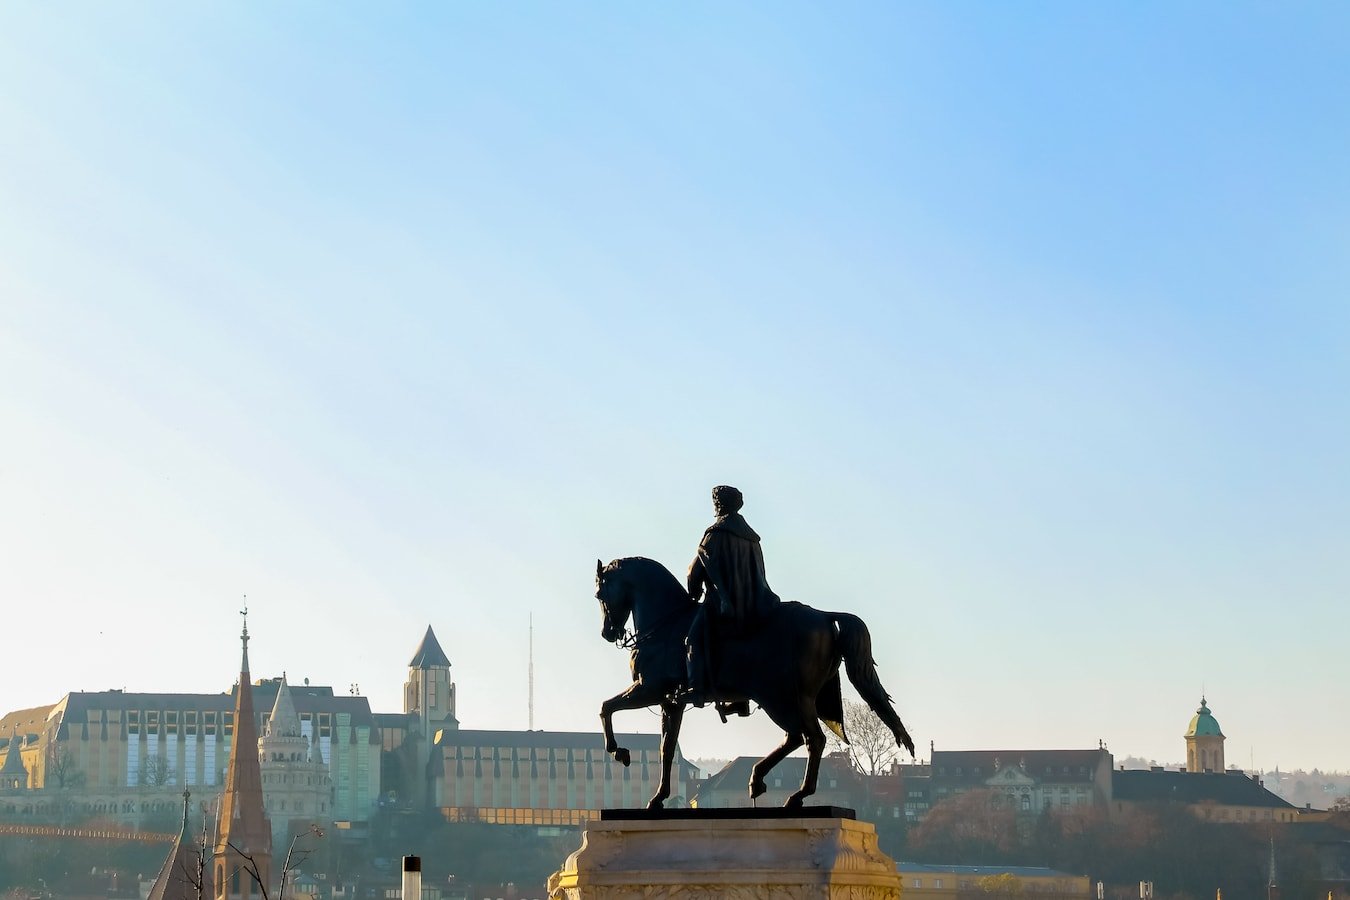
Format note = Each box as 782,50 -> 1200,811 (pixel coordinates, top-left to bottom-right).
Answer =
547,808 -> 901,900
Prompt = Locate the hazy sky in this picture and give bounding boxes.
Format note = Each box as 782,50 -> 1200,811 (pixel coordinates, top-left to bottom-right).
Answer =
2,4 -> 1347,773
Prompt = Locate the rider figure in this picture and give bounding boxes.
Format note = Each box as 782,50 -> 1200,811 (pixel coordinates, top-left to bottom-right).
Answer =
683,485 -> 781,716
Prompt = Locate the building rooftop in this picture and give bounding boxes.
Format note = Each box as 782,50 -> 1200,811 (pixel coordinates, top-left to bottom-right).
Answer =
931,749 -> 1110,785
1113,769 -> 1293,808
435,728 -> 666,752
409,625 -> 451,669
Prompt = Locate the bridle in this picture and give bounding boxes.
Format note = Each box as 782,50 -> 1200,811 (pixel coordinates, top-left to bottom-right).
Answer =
598,572 -> 685,651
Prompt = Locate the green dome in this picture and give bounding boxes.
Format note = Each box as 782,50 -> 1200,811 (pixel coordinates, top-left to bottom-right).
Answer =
1185,697 -> 1223,737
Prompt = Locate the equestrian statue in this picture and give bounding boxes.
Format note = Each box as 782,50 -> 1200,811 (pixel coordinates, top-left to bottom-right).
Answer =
596,485 -> 915,809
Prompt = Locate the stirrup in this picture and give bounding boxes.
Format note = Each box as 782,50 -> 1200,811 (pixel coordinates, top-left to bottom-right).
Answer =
675,687 -> 709,708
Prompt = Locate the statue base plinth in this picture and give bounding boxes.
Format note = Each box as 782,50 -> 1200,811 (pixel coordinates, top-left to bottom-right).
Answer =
547,809 -> 901,900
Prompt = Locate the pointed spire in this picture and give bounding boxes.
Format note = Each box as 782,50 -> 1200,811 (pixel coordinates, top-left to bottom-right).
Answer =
146,791 -> 211,900
1,730 -> 26,778
215,616 -> 272,889
239,598 -> 251,675
308,733 -> 324,766
409,625 -> 451,668
266,674 -> 302,739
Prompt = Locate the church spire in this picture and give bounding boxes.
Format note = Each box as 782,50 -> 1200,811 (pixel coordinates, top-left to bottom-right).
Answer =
215,608 -> 272,900
240,599 -> 251,675
147,791 -> 212,900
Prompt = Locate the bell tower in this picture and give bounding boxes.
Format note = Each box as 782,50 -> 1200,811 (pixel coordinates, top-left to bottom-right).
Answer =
404,626 -> 457,734
1184,696 -> 1226,773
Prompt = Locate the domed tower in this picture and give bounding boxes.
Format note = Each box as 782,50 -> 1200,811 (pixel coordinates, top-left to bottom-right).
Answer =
1185,696 -> 1226,773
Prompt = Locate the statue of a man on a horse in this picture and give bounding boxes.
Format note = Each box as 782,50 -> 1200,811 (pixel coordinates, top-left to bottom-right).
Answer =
596,486 -> 915,809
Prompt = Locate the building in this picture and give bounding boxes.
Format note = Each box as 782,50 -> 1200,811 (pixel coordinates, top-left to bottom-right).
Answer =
1111,696 -> 1295,824
928,748 -> 1115,815
1184,696 -> 1225,773
1112,769 -> 1297,824
896,863 -> 1092,900
375,625 -> 694,825
692,753 -> 863,810
0,681 -> 376,829
375,626 -> 459,809
895,762 -> 933,824
2,621 -> 686,831
432,728 -> 692,825
258,675 -> 332,848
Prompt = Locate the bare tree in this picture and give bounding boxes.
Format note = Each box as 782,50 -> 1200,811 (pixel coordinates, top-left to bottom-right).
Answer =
46,745 -> 87,789
228,825 -> 325,900
828,699 -> 904,777
143,754 -> 173,787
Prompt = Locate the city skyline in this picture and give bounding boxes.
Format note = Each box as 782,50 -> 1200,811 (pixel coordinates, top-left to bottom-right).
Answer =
2,4 -> 1348,772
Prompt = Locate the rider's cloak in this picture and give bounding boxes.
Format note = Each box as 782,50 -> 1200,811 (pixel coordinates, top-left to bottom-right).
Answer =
688,512 -> 781,632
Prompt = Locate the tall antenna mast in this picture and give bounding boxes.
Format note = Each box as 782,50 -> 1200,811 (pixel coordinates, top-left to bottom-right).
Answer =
528,613 -> 535,731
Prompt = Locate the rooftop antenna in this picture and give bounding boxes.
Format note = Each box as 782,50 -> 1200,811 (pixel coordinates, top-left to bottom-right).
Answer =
528,613 -> 535,731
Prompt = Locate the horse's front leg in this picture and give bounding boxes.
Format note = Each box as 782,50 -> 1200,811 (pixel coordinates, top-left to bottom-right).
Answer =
600,681 -> 666,768
647,701 -> 685,810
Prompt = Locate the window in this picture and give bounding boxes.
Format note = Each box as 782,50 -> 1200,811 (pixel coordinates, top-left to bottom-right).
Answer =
186,711 -> 198,736
166,711 -> 178,735
146,711 -> 159,734
128,711 -> 140,735
224,712 -> 234,736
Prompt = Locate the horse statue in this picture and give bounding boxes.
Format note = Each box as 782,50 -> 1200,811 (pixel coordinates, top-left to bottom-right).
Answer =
595,556 -> 915,809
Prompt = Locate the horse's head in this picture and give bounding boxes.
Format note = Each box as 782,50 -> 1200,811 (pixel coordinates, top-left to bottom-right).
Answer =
595,558 -> 632,644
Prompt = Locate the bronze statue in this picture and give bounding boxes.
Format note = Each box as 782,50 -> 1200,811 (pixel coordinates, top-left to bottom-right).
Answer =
683,486 -> 779,716
596,491 -> 916,809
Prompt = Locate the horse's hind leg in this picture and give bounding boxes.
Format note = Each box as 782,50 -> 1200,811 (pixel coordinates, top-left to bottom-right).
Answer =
785,704 -> 828,809
647,701 -> 684,810
748,698 -> 807,801
749,729 -> 803,801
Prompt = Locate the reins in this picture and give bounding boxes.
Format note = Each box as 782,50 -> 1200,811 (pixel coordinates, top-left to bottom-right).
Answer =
616,603 -> 687,650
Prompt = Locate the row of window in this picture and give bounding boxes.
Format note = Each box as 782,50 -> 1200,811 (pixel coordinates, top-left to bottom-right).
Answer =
935,764 -> 1091,777
122,711 -> 337,736
441,805 -> 594,826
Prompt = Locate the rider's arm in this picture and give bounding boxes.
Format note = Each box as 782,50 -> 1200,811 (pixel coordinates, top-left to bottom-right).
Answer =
687,555 -> 706,601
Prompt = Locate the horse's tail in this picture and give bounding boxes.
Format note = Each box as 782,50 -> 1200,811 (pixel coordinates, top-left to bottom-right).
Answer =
833,612 -> 916,758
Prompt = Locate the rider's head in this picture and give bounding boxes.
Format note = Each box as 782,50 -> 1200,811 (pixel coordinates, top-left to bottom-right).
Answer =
711,485 -> 744,516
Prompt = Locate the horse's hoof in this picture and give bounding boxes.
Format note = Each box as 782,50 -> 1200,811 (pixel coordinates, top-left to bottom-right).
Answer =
614,748 -> 631,767
749,779 -> 767,799
646,797 -> 665,811
784,795 -> 805,809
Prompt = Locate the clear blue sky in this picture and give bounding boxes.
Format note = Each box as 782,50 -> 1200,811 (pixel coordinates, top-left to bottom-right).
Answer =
1,3 -> 1347,771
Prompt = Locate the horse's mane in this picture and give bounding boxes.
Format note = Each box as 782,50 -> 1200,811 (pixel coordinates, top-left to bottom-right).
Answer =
605,556 -> 691,608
